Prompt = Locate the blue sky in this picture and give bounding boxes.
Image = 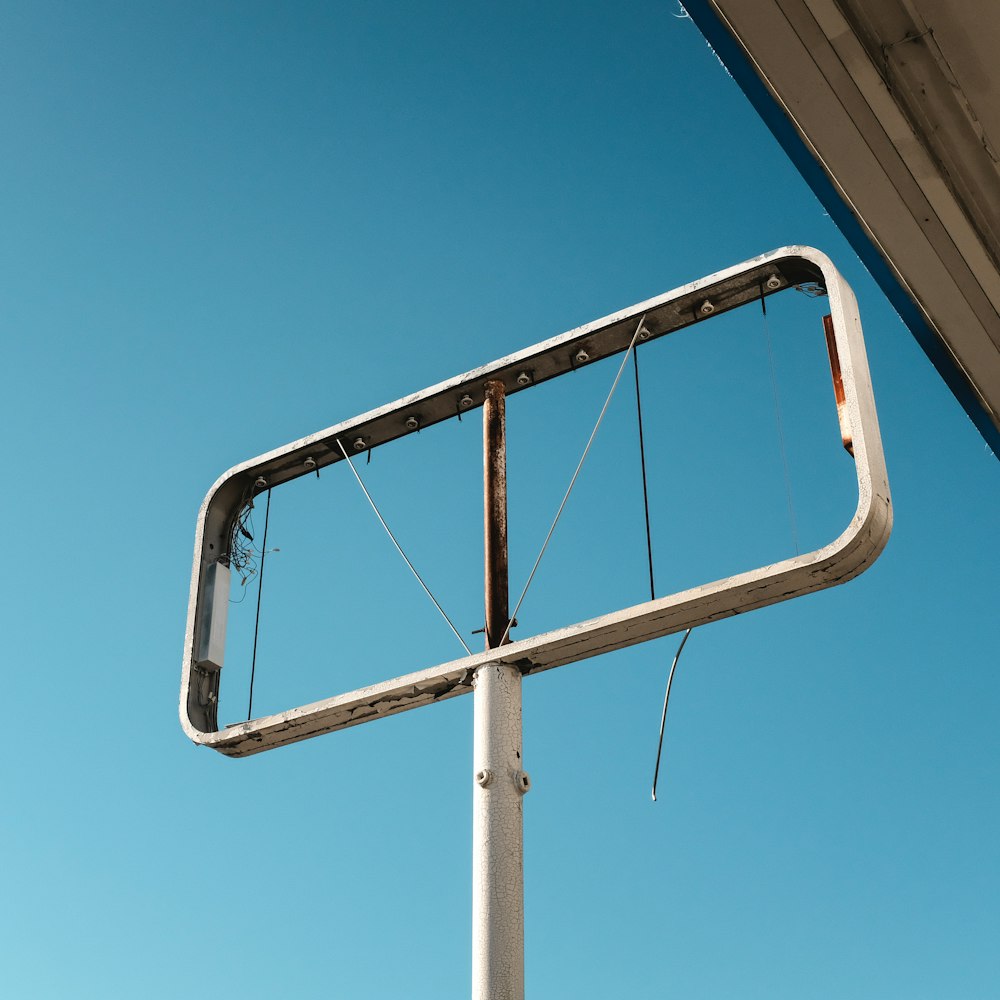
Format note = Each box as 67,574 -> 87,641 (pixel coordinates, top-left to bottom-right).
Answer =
2,3 -> 997,998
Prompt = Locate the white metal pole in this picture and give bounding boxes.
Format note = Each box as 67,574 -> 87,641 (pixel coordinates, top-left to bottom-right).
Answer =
474,380 -> 526,1000
472,661 -> 526,1000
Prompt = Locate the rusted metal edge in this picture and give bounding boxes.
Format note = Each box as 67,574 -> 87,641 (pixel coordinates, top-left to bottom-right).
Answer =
483,380 -> 510,652
824,313 -> 855,455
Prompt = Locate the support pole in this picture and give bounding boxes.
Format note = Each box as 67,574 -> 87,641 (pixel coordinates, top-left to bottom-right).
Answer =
483,379 -> 510,653
473,380 -> 525,1000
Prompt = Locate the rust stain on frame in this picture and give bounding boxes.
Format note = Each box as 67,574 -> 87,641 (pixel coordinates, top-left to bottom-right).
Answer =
824,313 -> 854,456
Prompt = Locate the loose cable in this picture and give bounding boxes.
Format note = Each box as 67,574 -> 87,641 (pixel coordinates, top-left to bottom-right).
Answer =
634,340 -> 694,802
633,345 -> 656,602
247,487 -> 271,721
651,627 -> 692,801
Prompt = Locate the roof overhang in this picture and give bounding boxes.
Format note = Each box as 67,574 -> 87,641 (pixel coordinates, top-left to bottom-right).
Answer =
685,0 -> 1000,456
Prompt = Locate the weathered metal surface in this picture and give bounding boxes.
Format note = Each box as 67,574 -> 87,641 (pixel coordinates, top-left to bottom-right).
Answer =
824,313 -> 854,456
476,378 -> 523,999
472,661 -> 525,1000
180,246 -> 892,757
483,381 -> 510,651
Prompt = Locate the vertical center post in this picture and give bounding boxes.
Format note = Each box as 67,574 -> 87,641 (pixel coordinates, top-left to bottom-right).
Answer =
473,379 -> 525,1000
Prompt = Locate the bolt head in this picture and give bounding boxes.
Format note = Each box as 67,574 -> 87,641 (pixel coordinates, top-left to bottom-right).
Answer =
575,349 -> 590,363
459,394 -> 474,408
352,437 -> 366,451
765,274 -> 782,290
254,476 -> 268,489
303,456 -> 317,469
698,299 -> 715,316
515,371 -> 531,386
404,416 -> 419,430
638,327 -> 651,341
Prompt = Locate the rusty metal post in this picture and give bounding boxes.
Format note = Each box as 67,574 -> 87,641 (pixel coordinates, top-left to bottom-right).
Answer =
472,380 -> 526,1000
483,380 -> 510,649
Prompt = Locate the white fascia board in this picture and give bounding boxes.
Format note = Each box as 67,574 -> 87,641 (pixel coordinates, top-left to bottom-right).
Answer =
691,0 -> 1000,445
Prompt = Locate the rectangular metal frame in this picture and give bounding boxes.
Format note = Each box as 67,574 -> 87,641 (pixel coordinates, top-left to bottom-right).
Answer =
181,246 -> 892,757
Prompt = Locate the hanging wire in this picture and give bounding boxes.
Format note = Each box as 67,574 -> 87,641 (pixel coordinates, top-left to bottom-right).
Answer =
651,627 -> 692,801
499,314 -> 648,646
633,342 -> 695,802
761,290 -> 800,554
633,345 -> 656,602
336,438 -> 472,656
228,483 -> 260,586
247,487 -> 272,721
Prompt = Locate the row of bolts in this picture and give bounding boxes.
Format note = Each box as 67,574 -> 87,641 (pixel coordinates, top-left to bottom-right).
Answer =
266,275 -> 784,473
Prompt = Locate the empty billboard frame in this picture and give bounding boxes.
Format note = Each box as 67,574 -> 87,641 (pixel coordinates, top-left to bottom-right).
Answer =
180,246 -> 891,757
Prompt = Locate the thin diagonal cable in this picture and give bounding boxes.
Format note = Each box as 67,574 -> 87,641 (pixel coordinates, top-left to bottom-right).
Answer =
651,627 -> 691,801
761,293 -> 799,554
336,438 -> 472,656
247,487 -> 271,721
633,346 -> 655,602
499,314 -> 648,647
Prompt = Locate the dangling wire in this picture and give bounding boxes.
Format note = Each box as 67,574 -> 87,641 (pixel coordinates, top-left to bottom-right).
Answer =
336,439 -> 472,656
647,292 -> 802,799
634,342 -> 695,801
247,487 -> 272,721
651,628 -> 692,801
228,482 -> 262,591
633,345 -> 655,602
